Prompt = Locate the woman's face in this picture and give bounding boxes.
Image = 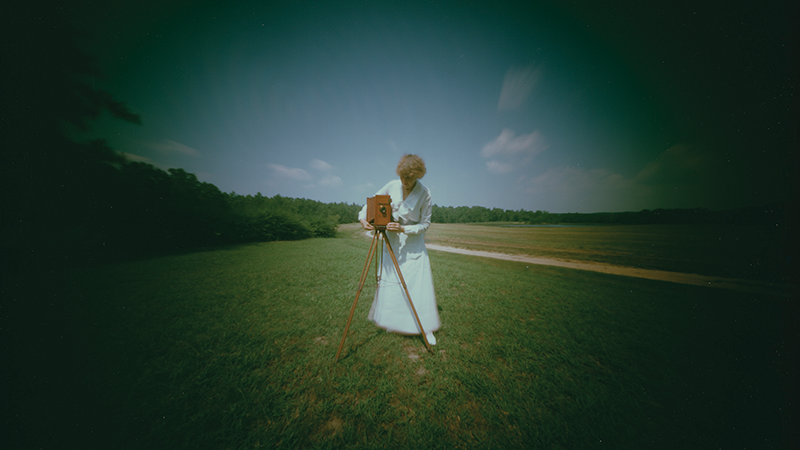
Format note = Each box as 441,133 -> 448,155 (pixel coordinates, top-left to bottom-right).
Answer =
400,175 -> 418,191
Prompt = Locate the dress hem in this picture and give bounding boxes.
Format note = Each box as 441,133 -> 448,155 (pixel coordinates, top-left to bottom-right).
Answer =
371,321 -> 440,335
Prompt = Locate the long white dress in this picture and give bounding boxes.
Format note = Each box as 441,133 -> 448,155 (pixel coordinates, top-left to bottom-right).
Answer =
358,179 -> 440,335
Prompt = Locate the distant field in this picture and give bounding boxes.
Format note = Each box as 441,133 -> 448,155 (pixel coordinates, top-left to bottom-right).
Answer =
3,232 -> 792,449
360,222 -> 788,283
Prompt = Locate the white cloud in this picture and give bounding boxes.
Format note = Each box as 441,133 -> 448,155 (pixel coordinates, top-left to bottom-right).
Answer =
635,144 -> 712,187
355,182 -> 376,193
632,143 -> 737,208
481,129 -> 547,175
515,143 -> 735,212
268,160 -> 343,190
268,163 -> 312,180
481,129 -> 547,158
486,160 -> 514,175
310,158 -> 334,172
518,166 -> 637,212
121,152 -> 172,171
498,64 -> 542,111
319,174 -> 343,187
522,167 -> 629,194
121,152 -> 156,165
150,139 -> 200,157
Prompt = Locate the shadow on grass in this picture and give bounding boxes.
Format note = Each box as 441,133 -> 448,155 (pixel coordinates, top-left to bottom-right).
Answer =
333,329 -> 384,362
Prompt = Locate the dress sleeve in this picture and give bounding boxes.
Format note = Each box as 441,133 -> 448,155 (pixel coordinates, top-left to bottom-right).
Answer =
403,188 -> 432,235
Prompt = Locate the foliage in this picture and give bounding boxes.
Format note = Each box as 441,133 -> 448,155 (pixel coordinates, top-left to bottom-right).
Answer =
2,152 -> 362,263
226,192 -> 361,243
432,205 -> 548,224
79,163 -> 363,254
431,202 -> 795,226
1,5 -> 140,225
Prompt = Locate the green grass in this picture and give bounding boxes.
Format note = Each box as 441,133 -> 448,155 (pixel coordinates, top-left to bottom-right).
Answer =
2,230 -> 792,449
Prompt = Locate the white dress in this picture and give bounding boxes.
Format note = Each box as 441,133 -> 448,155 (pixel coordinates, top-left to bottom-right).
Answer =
358,180 -> 440,335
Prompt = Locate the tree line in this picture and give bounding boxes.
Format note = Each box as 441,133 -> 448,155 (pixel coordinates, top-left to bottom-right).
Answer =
5,158 -> 363,261
431,204 -> 793,226
104,163 -> 363,250
431,205 -> 547,224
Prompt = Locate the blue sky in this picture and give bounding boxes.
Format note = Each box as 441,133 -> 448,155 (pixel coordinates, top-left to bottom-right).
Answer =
77,0 -> 794,213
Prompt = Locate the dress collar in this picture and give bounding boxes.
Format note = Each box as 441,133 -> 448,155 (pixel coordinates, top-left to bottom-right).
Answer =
402,180 -> 423,205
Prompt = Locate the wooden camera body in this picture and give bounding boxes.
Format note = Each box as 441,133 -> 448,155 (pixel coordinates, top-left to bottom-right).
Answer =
366,195 -> 392,229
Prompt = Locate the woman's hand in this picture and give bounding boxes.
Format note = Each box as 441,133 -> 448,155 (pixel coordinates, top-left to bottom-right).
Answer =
360,219 -> 374,230
386,222 -> 405,233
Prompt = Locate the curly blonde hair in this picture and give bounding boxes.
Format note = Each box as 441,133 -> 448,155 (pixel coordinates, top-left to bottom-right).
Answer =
396,154 -> 426,179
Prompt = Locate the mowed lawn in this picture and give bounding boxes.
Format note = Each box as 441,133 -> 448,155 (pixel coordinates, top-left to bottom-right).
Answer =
2,227 -> 794,449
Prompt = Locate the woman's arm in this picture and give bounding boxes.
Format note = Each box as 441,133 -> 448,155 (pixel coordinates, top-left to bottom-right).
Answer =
401,189 -> 432,235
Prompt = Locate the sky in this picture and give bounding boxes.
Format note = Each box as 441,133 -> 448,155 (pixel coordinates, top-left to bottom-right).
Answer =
65,0 -> 794,213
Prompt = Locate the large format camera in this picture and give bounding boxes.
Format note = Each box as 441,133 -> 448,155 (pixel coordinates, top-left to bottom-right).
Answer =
366,195 -> 392,229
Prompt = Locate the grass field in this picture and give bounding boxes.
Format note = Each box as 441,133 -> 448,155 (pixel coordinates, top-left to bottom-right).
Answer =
419,222 -> 791,283
2,225 -> 795,449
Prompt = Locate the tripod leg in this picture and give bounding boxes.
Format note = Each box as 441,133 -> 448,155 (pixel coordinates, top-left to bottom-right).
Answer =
381,230 -> 433,353
335,231 -> 380,362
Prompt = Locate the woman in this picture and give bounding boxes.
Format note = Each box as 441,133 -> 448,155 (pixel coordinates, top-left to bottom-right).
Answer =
358,154 -> 440,345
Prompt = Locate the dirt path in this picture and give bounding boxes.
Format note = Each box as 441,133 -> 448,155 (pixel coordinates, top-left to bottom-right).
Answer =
425,244 -> 792,297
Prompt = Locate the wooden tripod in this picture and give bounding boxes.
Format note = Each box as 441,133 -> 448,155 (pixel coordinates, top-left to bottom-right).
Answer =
335,228 -> 432,361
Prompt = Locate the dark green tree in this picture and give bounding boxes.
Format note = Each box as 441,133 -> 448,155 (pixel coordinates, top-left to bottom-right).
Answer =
1,4 -> 141,253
